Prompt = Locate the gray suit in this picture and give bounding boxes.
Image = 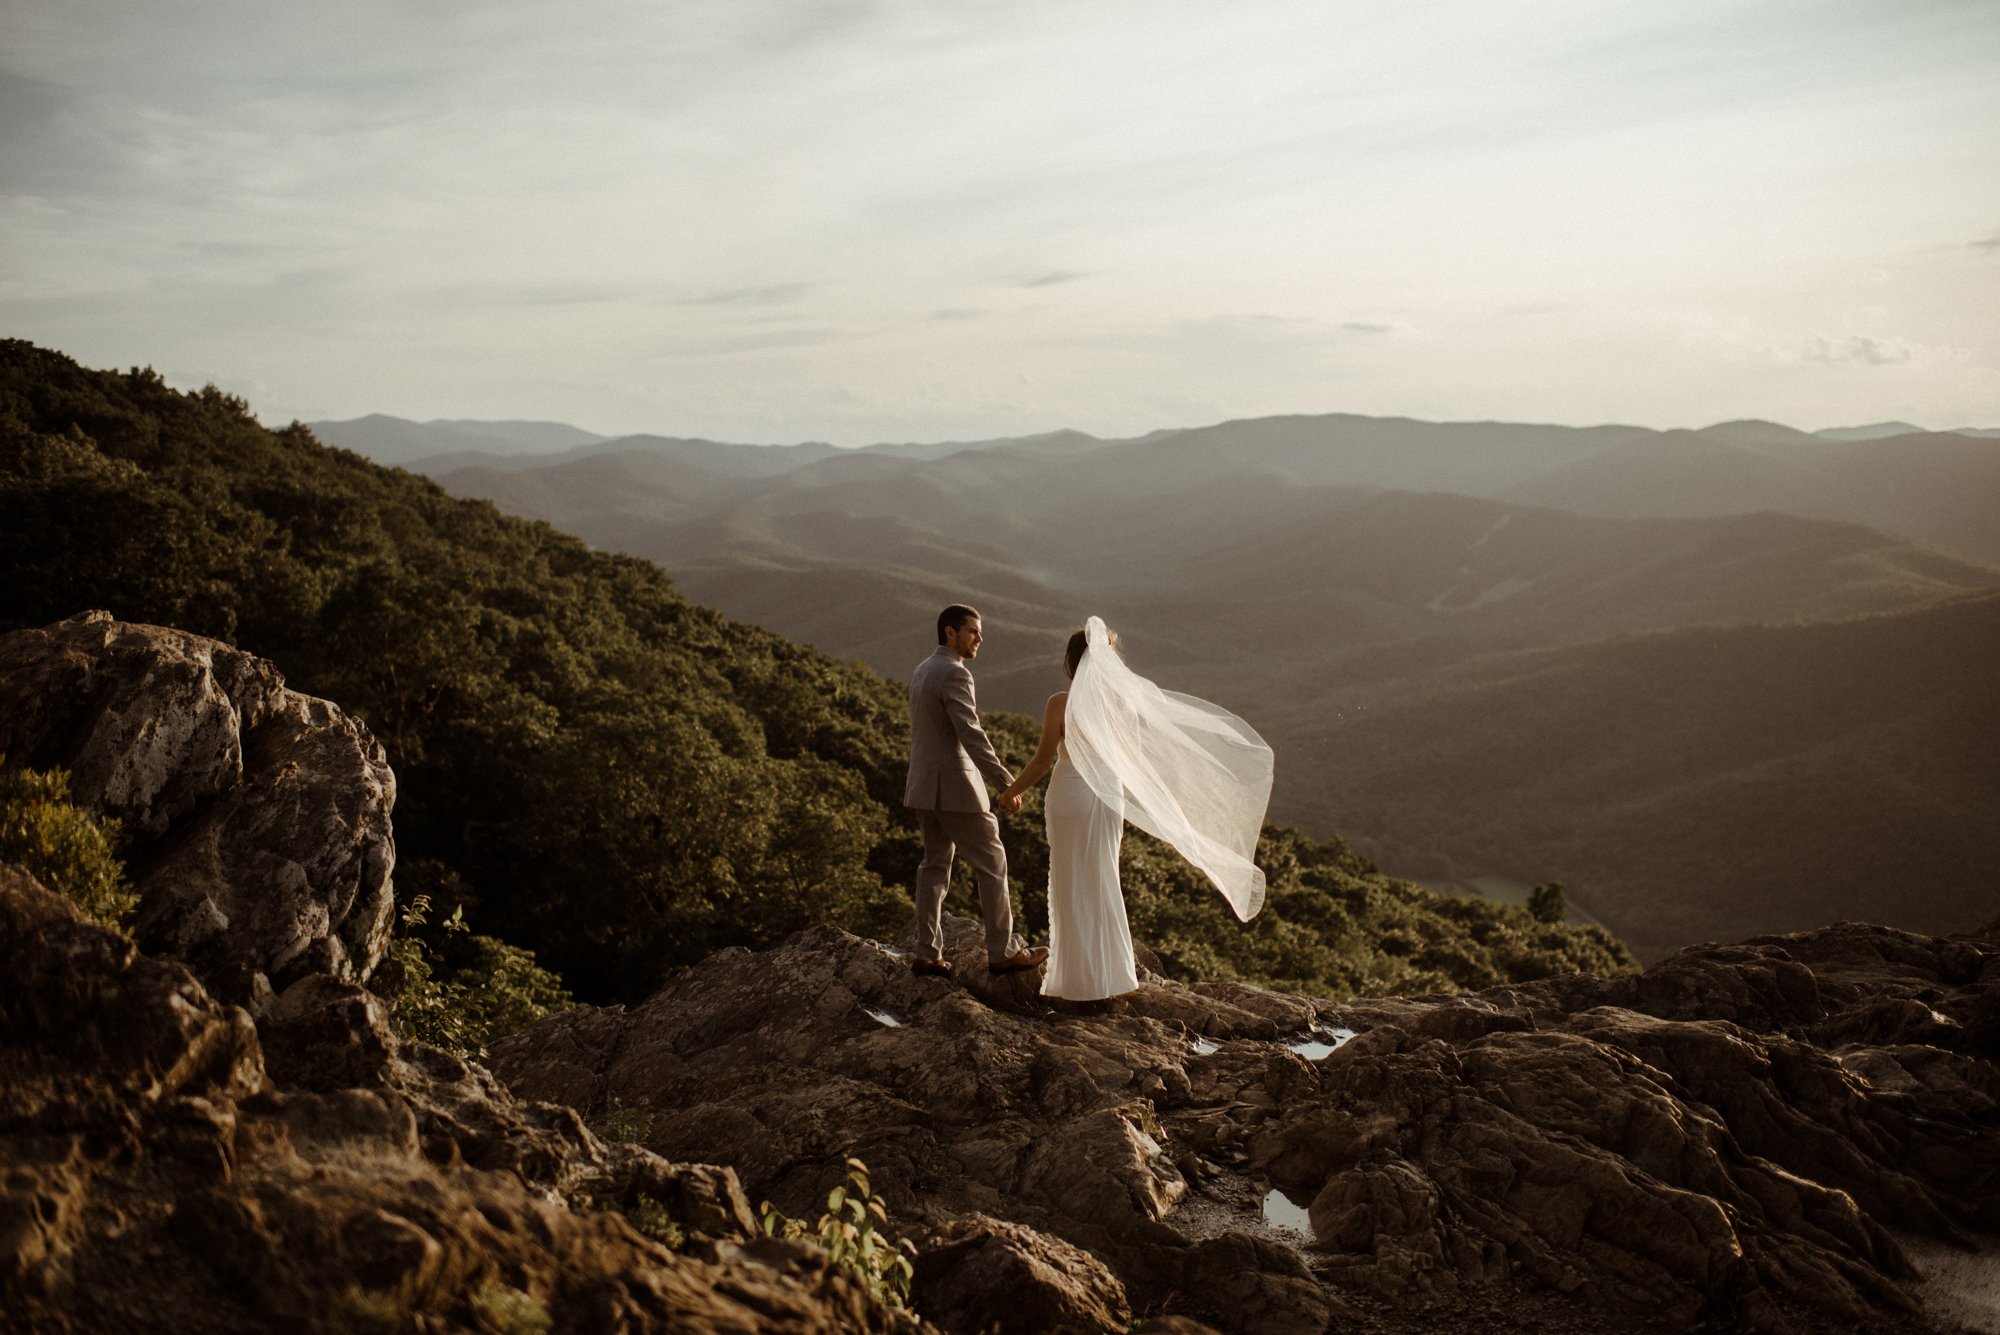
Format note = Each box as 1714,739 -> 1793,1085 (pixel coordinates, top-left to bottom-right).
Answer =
905,647 -> 1016,962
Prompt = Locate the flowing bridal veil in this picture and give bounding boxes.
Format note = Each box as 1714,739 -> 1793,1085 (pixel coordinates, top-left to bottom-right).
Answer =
1064,616 -> 1274,921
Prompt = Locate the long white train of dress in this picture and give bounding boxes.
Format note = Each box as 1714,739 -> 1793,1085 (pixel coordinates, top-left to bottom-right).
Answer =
1042,742 -> 1140,1001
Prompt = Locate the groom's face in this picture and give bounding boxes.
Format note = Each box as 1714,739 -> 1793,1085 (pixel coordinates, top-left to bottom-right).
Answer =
947,617 -> 983,659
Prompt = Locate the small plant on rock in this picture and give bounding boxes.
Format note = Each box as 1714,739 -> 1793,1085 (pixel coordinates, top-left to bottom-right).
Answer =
329,1288 -> 405,1335
590,1096 -> 655,1147
760,1157 -> 916,1309
623,1194 -> 687,1251
386,891 -> 573,1061
469,1281 -> 552,1335
0,760 -> 137,930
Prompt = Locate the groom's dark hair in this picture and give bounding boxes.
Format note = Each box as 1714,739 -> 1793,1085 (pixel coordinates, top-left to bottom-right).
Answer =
937,604 -> 980,644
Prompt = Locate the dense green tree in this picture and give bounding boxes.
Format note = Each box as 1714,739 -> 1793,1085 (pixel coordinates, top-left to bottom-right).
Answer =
1527,881 -> 1568,925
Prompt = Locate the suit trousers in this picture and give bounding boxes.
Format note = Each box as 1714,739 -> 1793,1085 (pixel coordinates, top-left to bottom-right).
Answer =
913,808 -> 1015,963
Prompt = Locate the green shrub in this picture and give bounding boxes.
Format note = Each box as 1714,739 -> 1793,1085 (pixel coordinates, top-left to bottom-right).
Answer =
589,1097 -> 655,1147
760,1158 -> 915,1309
0,761 -> 138,930
387,892 -> 573,1061
622,1195 -> 687,1251
329,1288 -> 404,1335
468,1282 -> 551,1335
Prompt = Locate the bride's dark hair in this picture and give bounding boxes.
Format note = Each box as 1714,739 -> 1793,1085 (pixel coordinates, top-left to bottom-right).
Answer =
1064,624 -> 1117,679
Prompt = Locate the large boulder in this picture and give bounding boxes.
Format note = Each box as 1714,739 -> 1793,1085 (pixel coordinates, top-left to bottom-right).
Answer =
912,1213 -> 1132,1335
0,863 -> 926,1334
491,913 -> 2000,1335
0,611 -> 395,1003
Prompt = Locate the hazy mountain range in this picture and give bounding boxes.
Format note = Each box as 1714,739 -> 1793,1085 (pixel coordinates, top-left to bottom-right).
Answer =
310,411 -> 2000,959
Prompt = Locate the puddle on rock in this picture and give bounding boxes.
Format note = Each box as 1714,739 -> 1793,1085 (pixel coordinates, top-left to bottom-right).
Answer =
1261,1186 -> 1314,1237
863,1007 -> 904,1028
1190,1038 -> 1220,1055
1289,1026 -> 1356,1060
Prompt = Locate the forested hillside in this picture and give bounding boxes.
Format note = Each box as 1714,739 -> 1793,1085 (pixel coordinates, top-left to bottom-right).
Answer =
0,340 -> 1632,1003
1299,594 -> 2000,957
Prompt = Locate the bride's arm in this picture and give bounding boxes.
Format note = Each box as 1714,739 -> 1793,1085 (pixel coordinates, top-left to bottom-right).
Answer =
997,693 -> 1067,809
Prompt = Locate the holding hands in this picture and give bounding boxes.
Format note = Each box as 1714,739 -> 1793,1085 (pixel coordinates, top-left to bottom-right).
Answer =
994,691 -> 1067,820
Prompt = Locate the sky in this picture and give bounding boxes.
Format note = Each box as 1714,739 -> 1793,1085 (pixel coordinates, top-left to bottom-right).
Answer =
2,0 -> 1997,444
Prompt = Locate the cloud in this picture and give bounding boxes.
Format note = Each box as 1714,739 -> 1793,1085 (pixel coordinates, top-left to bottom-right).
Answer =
673,283 -> 814,306
7,1 -> 1999,441
1678,317 -> 1973,373
420,281 -> 629,309
1179,314 -> 1403,346
0,68 -> 138,197
665,325 -> 849,356
1803,333 -> 1968,367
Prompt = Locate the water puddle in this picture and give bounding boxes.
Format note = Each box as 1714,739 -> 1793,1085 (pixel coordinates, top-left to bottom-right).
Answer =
1261,1185 -> 1313,1237
863,1007 -> 904,1028
1190,1038 -> 1220,1055
1289,1025 -> 1356,1060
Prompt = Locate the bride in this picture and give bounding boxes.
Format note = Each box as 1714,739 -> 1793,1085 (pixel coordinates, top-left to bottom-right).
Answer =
996,617 -> 1274,1001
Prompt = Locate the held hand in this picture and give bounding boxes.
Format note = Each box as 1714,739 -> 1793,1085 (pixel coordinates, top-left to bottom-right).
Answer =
1000,792 -> 1023,816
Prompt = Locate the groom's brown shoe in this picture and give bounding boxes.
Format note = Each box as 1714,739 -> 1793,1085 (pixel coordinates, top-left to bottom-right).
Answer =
911,958 -> 953,978
988,946 -> 1049,974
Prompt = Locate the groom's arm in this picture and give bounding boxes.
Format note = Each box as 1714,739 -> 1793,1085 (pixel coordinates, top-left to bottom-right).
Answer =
942,665 -> 1014,793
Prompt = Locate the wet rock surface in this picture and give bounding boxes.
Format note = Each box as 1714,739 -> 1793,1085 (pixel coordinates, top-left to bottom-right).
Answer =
0,612 -> 395,1004
0,865 -> 925,1334
493,914 -> 2000,1334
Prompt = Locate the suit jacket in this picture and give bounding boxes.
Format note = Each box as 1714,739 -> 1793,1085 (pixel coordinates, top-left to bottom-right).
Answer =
905,647 -> 1013,812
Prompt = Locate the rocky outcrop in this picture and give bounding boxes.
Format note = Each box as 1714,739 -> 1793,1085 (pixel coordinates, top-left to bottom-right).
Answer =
912,1214 -> 1133,1335
491,915 -> 2000,1335
6,608 -> 1995,1333
0,612 -> 394,1004
0,863 -> 926,1334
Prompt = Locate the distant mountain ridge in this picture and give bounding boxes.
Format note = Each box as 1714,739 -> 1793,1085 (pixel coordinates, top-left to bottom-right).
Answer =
309,413 -> 609,465
1814,421 -> 1930,441
378,404 -> 2000,961
308,415 -> 1127,474
313,410 -> 2000,566
312,411 -> 2000,463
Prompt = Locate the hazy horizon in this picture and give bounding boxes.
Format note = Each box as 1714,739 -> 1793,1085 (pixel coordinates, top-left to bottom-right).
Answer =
5,1 -> 1997,444
310,407 -> 1995,452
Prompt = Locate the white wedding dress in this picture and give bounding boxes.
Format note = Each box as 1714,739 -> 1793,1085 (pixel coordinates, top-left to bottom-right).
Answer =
1042,739 -> 1139,1000
1040,616 -> 1277,1001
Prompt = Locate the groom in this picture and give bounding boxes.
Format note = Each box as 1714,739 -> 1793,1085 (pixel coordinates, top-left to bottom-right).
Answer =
905,604 -> 1048,978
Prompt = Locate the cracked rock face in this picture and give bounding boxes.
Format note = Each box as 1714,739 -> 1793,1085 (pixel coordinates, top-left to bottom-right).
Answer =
0,612 -> 395,1003
0,864 -> 925,1335
491,915 -> 2000,1335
